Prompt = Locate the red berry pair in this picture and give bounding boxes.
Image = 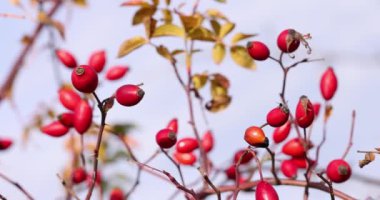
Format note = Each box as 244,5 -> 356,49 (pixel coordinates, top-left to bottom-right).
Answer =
56,49 -> 106,72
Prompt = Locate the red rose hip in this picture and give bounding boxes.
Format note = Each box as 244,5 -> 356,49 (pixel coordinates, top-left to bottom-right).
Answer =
166,118 -> 178,134
246,41 -> 270,61
173,151 -> 197,165
74,100 -> 93,134
233,149 -> 253,165
176,137 -> 199,153
272,120 -> 291,143
71,65 -> 99,93
266,104 -> 289,127
281,160 -> 298,179
88,50 -> 106,72
326,159 -> 351,183
320,67 -> 338,101
105,65 -> 129,80
55,49 -> 77,68
72,167 -> 87,184
156,129 -> 177,149
58,112 -> 75,127
244,126 -> 268,148
295,95 -> 315,128
41,121 -> 69,137
202,130 -> 214,153
255,181 -> 279,200
58,87 -> 81,111
277,29 -> 301,53
109,188 -> 124,200
0,138 -> 13,150
282,138 -> 309,157
115,84 -> 145,107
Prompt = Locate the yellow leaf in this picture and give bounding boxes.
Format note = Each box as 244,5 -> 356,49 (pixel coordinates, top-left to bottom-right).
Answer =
205,95 -> 231,113
231,33 -> 257,45
219,22 -> 235,38
132,6 -> 156,25
188,27 -> 215,42
156,45 -> 174,63
162,9 -> 172,24
206,9 -> 227,20
192,73 -> 208,89
152,24 -> 185,37
211,82 -> 227,98
179,14 -> 203,33
230,45 -> 256,69
144,17 -> 156,38
52,20 -> 65,40
324,104 -> 333,122
118,36 -> 147,58
37,11 -> 52,24
212,43 -> 225,65
210,19 -> 220,35
121,0 -> 149,6
165,0 -> 170,5
73,0 -> 87,7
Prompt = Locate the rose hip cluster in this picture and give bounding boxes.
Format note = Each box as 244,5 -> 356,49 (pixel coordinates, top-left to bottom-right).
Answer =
242,29 -> 348,198
155,118 -> 214,165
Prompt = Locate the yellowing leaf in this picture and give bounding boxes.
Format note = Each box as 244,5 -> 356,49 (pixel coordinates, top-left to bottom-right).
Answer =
231,33 -> 257,45
188,27 -> 215,42
144,17 -> 157,38
151,0 -> 159,6
210,19 -> 221,35
179,14 -> 203,32
162,9 -> 172,24
205,95 -> 231,113
219,22 -> 235,38
132,6 -> 156,25
37,11 -> 52,24
212,43 -> 225,65
152,24 -> 185,37
192,73 -> 208,89
206,9 -> 227,20
359,152 -> 376,168
230,45 -> 256,69
324,104 -> 333,122
156,45 -> 174,63
73,0 -> 87,7
121,0 -> 149,6
118,36 -> 147,58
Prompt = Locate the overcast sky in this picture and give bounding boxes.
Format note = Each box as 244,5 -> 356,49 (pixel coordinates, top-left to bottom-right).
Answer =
1,0 -> 380,199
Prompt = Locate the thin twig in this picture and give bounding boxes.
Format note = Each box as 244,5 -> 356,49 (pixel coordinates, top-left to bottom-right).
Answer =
0,172 -> 34,200
316,173 -> 335,200
56,174 -> 80,200
161,148 -> 186,186
197,168 -> 221,200
342,110 -> 356,159
265,147 -> 280,184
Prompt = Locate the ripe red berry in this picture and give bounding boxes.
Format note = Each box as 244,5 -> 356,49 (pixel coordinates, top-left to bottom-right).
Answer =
72,167 -> 87,184
281,160 -> 298,179
55,49 -> 77,68
41,121 -> 69,137
87,171 -> 102,186
115,84 -> 145,107
326,159 -> 351,183
166,118 -> 178,134
277,29 -> 301,53
233,149 -> 253,165
313,103 -> 321,117
105,66 -> 129,80
225,164 -> 237,180
58,87 -> 81,111
176,137 -> 199,153
289,157 -> 315,169
173,151 -> 197,165
202,130 -> 214,153
255,181 -> 279,200
88,50 -> 106,73
71,65 -> 99,93
246,41 -> 270,61
295,95 -> 315,128
0,138 -> 13,150
244,126 -> 268,148
272,120 -> 291,144
156,129 -> 177,149
282,138 -> 310,157
109,188 -> 124,200
320,67 -> 338,101
58,112 -> 75,127
74,100 -> 93,134
266,104 -> 289,127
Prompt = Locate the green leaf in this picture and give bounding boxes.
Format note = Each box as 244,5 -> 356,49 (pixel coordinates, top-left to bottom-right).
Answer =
212,43 -> 225,65
152,24 -> 185,37
219,22 -> 235,38
132,6 -> 156,25
231,33 -> 257,45
188,27 -> 215,42
230,45 -> 256,69
118,36 -> 147,58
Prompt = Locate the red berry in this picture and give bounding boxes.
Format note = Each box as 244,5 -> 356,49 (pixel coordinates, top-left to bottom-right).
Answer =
313,103 -> 321,117
255,181 -> 279,200
74,100 -> 93,134
72,167 -> 87,184
290,157 -> 315,169
156,129 -> 177,149
295,95 -> 315,128
266,104 -> 289,127
246,41 -> 270,61
55,49 -> 77,68
176,137 -> 199,153
88,50 -> 106,73
272,120 -> 291,144
41,121 -> 69,137
58,112 -> 75,127
115,84 -> 145,107
320,67 -> 338,101
166,118 -> 178,134
109,188 -> 124,200
277,29 -> 301,53
233,149 -> 253,165
225,164 -> 237,180
105,66 -> 129,80
0,138 -> 13,150
282,138 -> 310,157
87,171 -> 102,186
173,151 -> 197,165
58,87 -> 81,111
244,126 -> 268,148
281,160 -> 298,179
326,159 -> 351,183
71,65 -> 99,93
202,130 -> 214,153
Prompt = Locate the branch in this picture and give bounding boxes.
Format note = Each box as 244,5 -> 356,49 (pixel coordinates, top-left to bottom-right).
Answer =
161,148 -> 186,186
56,174 -> 80,200
316,173 -> 335,200
0,172 -> 34,200
342,110 -> 356,159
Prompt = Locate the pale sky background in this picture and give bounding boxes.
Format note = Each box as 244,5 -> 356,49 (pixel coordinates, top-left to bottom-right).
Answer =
1,0 -> 380,199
